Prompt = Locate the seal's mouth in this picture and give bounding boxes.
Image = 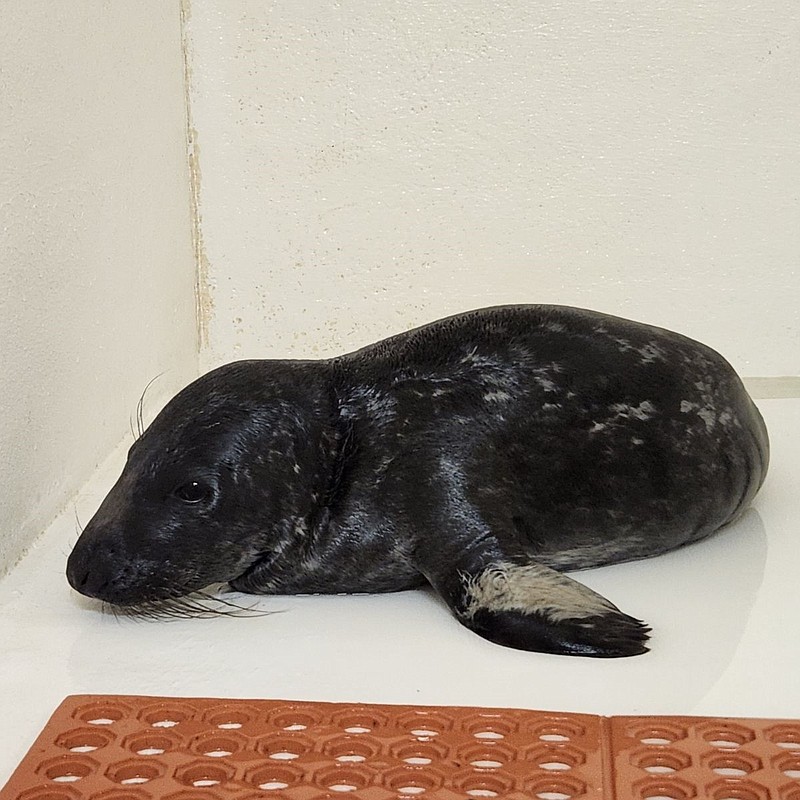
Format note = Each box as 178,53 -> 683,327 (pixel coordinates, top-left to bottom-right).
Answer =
227,549 -> 278,593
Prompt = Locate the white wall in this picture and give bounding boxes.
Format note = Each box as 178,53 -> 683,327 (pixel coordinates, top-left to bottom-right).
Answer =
0,3 -> 198,574
2,1 -> 797,575
185,0 -> 799,376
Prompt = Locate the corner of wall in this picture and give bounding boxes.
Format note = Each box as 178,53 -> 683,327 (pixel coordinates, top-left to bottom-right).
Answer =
0,1 -> 201,577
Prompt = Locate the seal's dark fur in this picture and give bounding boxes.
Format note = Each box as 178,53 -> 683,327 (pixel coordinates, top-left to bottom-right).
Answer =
67,306 -> 769,657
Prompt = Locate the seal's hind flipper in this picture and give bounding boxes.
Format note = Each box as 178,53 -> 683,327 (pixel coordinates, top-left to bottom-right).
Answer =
427,559 -> 650,657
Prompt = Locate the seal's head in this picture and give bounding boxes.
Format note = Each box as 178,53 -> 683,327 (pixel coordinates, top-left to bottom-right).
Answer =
66,361 -> 332,608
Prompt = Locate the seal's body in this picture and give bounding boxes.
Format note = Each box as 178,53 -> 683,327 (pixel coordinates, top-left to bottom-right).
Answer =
67,306 -> 769,657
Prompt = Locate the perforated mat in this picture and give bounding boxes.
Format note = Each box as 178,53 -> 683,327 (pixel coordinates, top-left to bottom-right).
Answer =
1,696 -> 799,800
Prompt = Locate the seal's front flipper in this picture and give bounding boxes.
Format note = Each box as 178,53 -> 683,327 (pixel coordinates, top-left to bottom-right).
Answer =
426,558 -> 650,657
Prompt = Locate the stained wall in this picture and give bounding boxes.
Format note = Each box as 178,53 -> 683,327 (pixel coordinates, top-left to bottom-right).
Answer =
184,1 -> 799,375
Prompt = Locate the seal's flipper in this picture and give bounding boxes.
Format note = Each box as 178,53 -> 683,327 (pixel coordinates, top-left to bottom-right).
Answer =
426,558 -> 650,657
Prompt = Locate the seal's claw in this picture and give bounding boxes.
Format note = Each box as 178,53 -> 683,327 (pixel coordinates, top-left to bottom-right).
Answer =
465,604 -> 651,658
464,596 -> 650,658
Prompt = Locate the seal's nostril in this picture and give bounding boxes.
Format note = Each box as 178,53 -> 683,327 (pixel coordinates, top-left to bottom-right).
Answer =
69,566 -> 112,600
66,547 -> 106,597
66,562 -> 92,593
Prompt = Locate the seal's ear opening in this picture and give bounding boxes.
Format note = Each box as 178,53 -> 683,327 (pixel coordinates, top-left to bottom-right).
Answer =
427,559 -> 650,658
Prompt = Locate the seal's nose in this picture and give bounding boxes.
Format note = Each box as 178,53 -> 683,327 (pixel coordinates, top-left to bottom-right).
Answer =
66,541 -> 112,599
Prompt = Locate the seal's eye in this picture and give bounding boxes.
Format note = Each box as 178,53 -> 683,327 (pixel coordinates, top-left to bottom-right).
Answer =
173,480 -> 212,504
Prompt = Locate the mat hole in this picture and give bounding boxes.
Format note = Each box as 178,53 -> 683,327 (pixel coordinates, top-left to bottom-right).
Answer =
337,755 -> 367,763
77,705 -> 127,725
124,733 -> 175,756
151,720 -> 179,728
386,772 -> 441,794
702,726 -> 753,749
329,783 -> 358,792
473,731 -> 504,740
176,763 -> 231,788
411,729 -> 438,737
45,762 -> 93,783
536,793 -> 572,800
205,749 -> 233,757
269,751 -> 299,760
109,763 -> 162,785
784,768 -> 800,779
540,734 -> 569,742
466,790 -> 497,797
471,760 -> 502,769
57,729 -> 113,753
218,722 -> 242,729
259,782 -> 289,790
283,724 -> 307,731
641,738 -> 671,745
644,765 -> 676,774
344,726 -> 370,734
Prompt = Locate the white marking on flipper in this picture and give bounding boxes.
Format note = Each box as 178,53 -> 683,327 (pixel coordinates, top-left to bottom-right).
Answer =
462,561 -> 617,623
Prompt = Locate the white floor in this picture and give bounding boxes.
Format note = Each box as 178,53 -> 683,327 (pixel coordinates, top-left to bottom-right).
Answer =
1,399 -> 798,786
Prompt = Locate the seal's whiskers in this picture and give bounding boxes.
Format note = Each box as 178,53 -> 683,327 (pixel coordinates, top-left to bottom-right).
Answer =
105,589 -> 267,621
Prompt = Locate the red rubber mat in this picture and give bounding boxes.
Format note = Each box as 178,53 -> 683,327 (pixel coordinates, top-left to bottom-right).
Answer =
1,696 -> 798,800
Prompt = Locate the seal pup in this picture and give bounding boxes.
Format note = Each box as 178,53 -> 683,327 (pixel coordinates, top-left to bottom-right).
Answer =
66,305 -> 769,657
